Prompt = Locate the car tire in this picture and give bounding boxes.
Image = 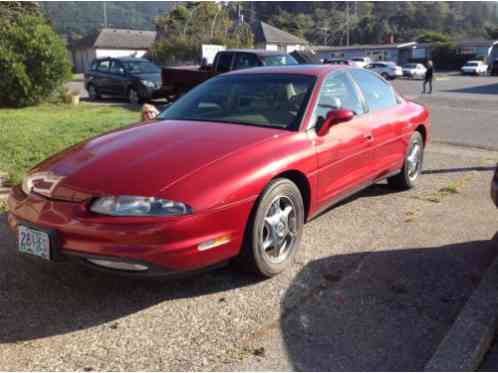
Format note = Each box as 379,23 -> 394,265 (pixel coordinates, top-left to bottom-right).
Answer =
87,84 -> 100,101
235,178 -> 304,277
388,131 -> 424,190
128,87 -> 141,105
381,72 -> 389,79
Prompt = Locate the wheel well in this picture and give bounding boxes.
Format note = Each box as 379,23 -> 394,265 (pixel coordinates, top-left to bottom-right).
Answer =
415,125 -> 427,145
274,170 -> 311,221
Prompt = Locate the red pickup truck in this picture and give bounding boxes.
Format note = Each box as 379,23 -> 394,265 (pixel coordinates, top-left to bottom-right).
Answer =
160,49 -> 298,100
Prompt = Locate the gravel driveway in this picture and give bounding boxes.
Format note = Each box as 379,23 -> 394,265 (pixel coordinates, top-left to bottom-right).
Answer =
1,142 -> 497,371
2,74 -> 498,371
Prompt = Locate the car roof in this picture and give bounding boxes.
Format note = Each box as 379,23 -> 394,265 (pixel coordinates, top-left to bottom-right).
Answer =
93,57 -> 151,62
221,49 -> 292,56
224,64 -> 349,78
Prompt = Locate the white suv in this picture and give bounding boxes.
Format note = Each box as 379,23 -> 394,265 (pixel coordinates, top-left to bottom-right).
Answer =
351,57 -> 371,68
461,60 -> 488,76
365,61 -> 403,80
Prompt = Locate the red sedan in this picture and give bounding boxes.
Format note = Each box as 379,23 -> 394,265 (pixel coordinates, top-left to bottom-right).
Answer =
8,65 -> 430,277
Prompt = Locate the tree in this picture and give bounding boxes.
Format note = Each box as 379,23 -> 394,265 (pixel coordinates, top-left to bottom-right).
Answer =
487,26 -> 498,40
151,2 -> 253,65
417,31 -> 450,44
0,4 -> 71,107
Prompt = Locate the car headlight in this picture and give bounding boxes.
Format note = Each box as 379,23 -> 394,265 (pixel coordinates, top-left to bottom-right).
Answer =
22,176 -> 33,195
90,196 -> 192,217
141,80 -> 156,88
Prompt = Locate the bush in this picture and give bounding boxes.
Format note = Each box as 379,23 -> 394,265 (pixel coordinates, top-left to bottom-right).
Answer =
0,15 -> 72,107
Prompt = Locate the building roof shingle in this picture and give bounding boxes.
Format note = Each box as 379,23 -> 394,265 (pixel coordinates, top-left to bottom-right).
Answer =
251,21 -> 307,46
72,28 -> 156,50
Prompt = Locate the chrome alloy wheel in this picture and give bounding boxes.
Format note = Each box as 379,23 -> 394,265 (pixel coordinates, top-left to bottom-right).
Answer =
129,88 -> 139,105
407,142 -> 422,181
260,195 -> 298,264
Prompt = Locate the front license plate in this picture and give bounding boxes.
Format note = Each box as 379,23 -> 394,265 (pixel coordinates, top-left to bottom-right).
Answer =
18,225 -> 51,260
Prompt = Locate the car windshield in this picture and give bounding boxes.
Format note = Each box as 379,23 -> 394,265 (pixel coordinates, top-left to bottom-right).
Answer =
352,58 -> 365,62
261,55 -> 298,66
404,64 -> 417,68
465,62 -> 479,66
122,60 -> 160,74
159,74 -> 316,130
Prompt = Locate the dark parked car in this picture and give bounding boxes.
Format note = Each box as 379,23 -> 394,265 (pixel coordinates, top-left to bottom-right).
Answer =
85,57 -> 163,104
160,49 -> 299,101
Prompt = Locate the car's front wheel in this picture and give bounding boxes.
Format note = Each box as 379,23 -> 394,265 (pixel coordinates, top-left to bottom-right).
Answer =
388,131 -> 424,190
237,178 -> 304,277
128,87 -> 141,105
87,84 -> 100,101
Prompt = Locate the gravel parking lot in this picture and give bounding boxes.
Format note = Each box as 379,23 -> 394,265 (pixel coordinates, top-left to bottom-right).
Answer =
2,74 -> 498,371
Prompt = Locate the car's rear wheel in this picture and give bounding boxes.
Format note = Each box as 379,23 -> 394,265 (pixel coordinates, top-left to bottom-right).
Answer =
128,87 -> 141,105
388,131 -> 424,190
236,178 -> 304,277
381,72 -> 389,79
87,84 -> 100,101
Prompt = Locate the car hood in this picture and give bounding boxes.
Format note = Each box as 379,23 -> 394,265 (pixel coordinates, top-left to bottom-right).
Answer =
28,120 -> 285,201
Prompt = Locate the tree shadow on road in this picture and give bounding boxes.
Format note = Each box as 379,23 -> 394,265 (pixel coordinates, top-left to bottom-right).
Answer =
280,236 -> 498,371
441,82 -> 498,96
0,212 -> 262,343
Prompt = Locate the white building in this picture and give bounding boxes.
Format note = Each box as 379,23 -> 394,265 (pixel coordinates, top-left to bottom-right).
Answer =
70,28 -> 156,73
251,21 -> 308,54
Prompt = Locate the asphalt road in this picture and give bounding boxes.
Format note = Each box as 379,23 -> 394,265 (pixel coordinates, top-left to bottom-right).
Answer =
392,75 -> 498,150
1,73 -> 497,371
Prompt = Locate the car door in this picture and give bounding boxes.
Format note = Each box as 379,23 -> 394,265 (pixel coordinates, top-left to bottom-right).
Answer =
311,72 -> 375,207
95,58 -> 112,94
108,59 -> 128,96
214,52 -> 235,74
350,68 -> 408,177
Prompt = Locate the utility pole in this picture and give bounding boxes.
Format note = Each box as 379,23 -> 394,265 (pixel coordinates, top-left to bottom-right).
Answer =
346,1 -> 350,46
103,1 -> 108,28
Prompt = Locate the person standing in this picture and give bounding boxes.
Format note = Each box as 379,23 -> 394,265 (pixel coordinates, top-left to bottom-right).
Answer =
423,60 -> 434,94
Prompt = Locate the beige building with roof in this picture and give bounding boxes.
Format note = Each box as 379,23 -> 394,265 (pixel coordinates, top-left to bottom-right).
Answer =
251,21 -> 308,54
70,28 -> 156,73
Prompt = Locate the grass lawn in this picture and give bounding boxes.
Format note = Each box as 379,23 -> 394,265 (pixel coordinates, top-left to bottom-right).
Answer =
0,103 -> 140,186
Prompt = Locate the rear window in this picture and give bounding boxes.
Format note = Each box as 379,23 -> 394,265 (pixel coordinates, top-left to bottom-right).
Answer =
261,55 -> 298,66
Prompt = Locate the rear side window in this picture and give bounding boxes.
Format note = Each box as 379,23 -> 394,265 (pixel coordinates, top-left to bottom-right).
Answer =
216,53 -> 233,73
90,60 -> 97,71
350,69 -> 398,112
97,60 -> 110,72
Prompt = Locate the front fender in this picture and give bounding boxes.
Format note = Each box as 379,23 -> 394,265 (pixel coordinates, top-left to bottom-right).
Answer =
160,131 -> 317,214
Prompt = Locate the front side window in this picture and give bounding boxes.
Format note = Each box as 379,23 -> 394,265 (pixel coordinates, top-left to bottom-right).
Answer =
159,74 -> 316,130
110,60 -> 125,75
312,72 -> 364,128
350,69 -> 398,112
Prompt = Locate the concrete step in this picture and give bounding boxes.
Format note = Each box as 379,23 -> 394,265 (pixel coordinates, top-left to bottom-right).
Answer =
0,172 -> 8,187
0,187 -> 10,201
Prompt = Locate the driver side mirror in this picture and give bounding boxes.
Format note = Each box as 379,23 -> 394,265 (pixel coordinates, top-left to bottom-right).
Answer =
316,109 -> 354,137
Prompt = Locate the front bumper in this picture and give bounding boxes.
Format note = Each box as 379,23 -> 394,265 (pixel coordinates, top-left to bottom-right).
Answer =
7,186 -> 255,276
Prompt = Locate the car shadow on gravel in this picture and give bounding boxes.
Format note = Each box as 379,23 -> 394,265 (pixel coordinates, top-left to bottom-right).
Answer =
0,213 -> 263,343
280,236 -> 498,371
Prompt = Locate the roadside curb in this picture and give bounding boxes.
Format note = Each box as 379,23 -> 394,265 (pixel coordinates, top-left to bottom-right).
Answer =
0,172 -> 9,202
425,245 -> 498,371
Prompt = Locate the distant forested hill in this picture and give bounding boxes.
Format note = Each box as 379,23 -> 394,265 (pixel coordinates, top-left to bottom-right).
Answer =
41,2 -> 176,37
